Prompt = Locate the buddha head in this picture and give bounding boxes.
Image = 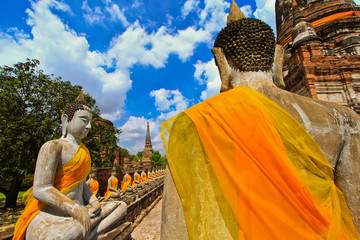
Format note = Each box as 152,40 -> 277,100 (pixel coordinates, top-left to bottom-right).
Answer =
90,164 -> 97,179
61,89 -> 92,139
214,18 -> 275,72
212,1 -> 284,92
111,165 -> 117,176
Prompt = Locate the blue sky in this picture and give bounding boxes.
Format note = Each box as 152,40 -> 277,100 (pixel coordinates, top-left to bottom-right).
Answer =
0,0 -> 278,154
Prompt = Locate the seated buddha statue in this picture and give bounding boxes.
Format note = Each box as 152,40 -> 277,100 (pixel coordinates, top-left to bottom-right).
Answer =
121,166 -> 132,192
104,166 -> 124,199
161,2 -> 360,239
13,91 -> 127,240
140,166 -> 148,183
132,167 -> 141,187
86,165 -> 99,197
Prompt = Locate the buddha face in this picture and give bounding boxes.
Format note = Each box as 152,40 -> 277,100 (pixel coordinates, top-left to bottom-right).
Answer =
65,110 -> 92,140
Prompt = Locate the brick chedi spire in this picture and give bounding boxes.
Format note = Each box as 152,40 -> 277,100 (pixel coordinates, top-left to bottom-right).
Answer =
291,0 -> 321,49
142,122 -> 153,160
275,0 -> 360,113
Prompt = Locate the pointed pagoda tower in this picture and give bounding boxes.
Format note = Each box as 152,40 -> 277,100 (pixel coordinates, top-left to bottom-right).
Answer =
276,0 -> 360,113
141,122 -> 153,168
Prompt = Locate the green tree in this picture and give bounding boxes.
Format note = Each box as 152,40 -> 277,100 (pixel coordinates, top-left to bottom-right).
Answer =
0,59 -> 97,207
136,151 -> 143,160
119,147 -> 131,158
130,155 -> 138,162
150,151 -> 167,167
83,118 -> 122,167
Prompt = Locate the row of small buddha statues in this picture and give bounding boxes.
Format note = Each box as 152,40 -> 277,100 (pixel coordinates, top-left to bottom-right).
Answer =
86,165 -> 165,200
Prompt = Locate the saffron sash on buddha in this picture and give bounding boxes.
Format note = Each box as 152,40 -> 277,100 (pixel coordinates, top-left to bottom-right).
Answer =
121,175 -> 132,191
140,173 -> 147,183
132,173 -> 141,186
104,177 -> 118,198
161,87 -> 359,240
89,179 -> 99,196
13,143 -> 91,240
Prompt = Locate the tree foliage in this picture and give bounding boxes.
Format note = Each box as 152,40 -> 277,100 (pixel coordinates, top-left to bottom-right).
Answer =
136,151 -> 143,160
0,59 -> 98,207
150,151 -> 167,167
83,118 -> 122,167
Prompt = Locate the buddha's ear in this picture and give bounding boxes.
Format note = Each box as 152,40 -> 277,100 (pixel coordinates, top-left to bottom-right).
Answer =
272,44 -> 286,89
212,47 -> 230,93
61,114 -> 69,137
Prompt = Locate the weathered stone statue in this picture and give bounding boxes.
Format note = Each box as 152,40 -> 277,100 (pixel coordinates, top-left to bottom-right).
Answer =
140,166 -> 148,183
151,168 -> 156,179
147,168 -> 153,180
86,165 -> 99,197
161,1 -> 360,239
211,2 -> 360,233
132,167 -> 141,187
13,92 -> 127,240
121,166 -> 132,191
104,166 -> 124,199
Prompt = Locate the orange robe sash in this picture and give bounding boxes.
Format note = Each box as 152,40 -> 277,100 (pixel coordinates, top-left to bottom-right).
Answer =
121,175 -> 132,191
13,143 -> 91,240
104,177 -> 118,198
89,179 -> 99,196
132,173 -> 141,186
161,87 -> 358,240
140,173 -> 147,183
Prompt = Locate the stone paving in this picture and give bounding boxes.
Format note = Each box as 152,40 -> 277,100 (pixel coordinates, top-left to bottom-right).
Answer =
131,199 -> 162,240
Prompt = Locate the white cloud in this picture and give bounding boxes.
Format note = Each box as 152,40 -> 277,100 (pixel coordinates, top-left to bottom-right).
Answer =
106,3 -> 130,27
254,0 -> 276,34
0,0 -> 131,121
150,88 -> 172,111
131,88 -> 191,154
82,0 -> 129,27
199,0 -> 229,33
0,0 -> 213,123
107,22 -> 211,69
82,0 -> 104,25
0,0 -> 249,154
150,88 -> 189,119
0,31 -> 29,67
181,0 -> 201,18
240,5 -> 253,18
119,116 -> 165,155
165,13 -> 173,26
131,0 -> 143,9
194,59 -> 221,100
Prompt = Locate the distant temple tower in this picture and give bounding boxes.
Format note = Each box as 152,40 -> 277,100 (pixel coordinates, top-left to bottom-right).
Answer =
142,122 -> 153,165
276,0 -> 360,113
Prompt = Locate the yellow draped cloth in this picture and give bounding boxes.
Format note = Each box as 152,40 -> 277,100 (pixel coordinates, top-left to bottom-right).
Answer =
13,143 -> 91,240
121,175 -> 132,191
132,173 -> 141,186
104,177 -> 118,198
89,179 -> 99,196
161,87 -> 359,240
140,173 -> 148,183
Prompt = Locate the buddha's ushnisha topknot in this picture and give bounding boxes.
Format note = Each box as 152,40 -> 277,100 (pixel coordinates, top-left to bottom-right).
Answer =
214,18 -> 275,72
62,89 -> 91,122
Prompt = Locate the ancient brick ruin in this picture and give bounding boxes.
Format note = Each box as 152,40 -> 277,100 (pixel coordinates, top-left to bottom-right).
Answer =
276,0 -> 360,113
